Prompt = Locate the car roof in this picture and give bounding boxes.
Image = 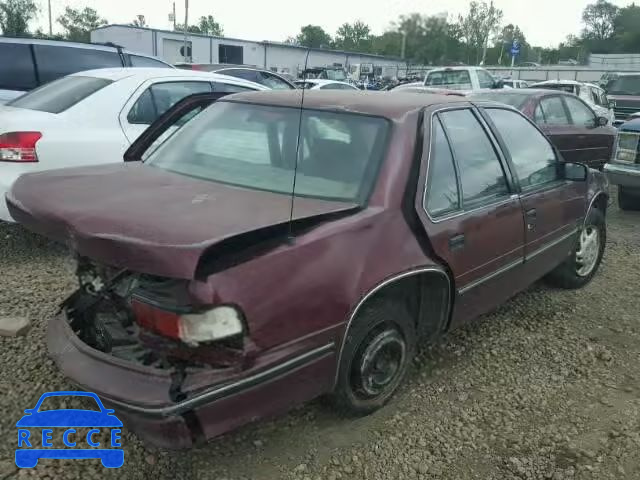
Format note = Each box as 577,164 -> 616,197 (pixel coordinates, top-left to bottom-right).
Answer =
470,88 -> 573,99
0,36 -> 120,52
427,66 -> 485,72
296,79 -> 350,85
226,90 -> 470,120
69,67 -> 267,89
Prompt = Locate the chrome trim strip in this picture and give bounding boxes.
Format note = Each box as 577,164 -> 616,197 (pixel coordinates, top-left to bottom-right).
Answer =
103,343 -> 335,417
333,267 -> 451,389
457,257 -> 523,295
604,163 -> 640,177
525,228 -> 578,262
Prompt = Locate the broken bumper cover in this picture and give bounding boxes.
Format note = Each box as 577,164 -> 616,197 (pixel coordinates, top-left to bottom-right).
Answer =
48,313 -> 336,448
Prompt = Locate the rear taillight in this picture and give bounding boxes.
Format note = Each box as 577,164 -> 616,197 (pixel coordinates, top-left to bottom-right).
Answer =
0,132 -> 42,162
131,299 -> 244,346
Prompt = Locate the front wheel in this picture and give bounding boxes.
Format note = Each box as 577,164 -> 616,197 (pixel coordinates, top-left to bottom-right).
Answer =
331,298 -> 416,416
545,208 -> 606,289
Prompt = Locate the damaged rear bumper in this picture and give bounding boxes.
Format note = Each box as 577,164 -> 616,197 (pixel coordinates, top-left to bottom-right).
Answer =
48,313 -> 336,449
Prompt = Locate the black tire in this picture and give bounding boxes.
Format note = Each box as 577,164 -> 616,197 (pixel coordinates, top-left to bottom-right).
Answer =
545,208 -> 606,289
618,188 -> 639,211
331,298 -> 416,416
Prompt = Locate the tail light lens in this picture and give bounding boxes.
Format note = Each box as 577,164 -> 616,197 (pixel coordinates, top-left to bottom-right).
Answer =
131,300 -> 244,346
0,132 -> 42,162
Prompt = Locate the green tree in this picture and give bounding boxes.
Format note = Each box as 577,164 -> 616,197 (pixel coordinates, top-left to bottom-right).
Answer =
58,6 -> 107,42
197,15 -> 223,36
0,0 -> 37,36
130,14 -> 147,28
457,1 -> 503,64
613,3 -> 640,53
334,20 -> 372,52
295,25 -> 332,48
582,0 -> 618,40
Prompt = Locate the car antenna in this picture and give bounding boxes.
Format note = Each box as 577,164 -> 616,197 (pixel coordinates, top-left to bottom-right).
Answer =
287,48 -> 311,244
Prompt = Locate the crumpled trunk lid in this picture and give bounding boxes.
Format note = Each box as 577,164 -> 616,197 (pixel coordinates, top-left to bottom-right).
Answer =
7,163 -> 358,279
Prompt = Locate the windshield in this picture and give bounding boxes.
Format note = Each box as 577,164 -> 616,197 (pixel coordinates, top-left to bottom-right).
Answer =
146,101 -> 389,203
425,70 -> 472,90
607,75 -> 640,95
7,76 -> 113,113
469,92 -> 530,109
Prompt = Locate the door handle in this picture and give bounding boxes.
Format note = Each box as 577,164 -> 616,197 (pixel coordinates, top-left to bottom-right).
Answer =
449,234 -> 465,251
525,208 -> 537,231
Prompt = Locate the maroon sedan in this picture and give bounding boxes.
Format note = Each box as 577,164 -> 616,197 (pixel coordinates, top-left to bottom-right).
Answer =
470,89 -> 617,169
6,91 -> 609,449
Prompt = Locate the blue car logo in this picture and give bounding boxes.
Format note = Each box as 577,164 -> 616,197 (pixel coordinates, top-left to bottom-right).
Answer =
16,391 -> 124,468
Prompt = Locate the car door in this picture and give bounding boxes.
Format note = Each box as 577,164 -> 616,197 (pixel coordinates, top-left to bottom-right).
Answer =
476,69 -> 495,91
535,95 -> 580,163
562,95 -> 613,169
120,80 -> 212,143
482,107 -> 586,281
417,107 -> 526,327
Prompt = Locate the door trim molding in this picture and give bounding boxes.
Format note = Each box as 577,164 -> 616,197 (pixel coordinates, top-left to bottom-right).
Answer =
525,228 -> 578,262
457,257 -> 523,295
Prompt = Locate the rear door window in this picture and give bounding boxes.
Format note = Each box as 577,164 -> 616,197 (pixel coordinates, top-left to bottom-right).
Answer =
439,109 -> 509,209
33,45 -> 123,84
425,70 -> 472,89
0,42 -> 37,91
7,76 -> 113,113
127,81 -> 212,125
425,118 -> 460,217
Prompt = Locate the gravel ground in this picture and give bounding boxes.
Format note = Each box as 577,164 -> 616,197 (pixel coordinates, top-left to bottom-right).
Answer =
1,197 -> 639,480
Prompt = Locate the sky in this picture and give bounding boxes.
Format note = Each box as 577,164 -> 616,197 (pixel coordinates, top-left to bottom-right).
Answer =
33,0 -> 634,48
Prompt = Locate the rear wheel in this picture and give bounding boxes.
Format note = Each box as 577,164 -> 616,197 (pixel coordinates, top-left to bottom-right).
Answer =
618,188 -> 640,211
545,208 -> 606,289
331,298 -> 416,416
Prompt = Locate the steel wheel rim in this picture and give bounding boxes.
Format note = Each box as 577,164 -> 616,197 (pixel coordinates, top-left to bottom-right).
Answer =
575,226 -> 600,277
353,328 -> 406,398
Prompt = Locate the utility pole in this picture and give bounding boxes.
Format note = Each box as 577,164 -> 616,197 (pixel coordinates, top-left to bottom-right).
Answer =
48,0 -> 52,36
172,2 -> 176,30
401,31 -> 407,59
183,0 -> 189,63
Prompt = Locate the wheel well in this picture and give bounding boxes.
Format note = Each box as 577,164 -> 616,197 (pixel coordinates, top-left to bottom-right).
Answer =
591,193 -> 609,215
360,271 -> 451,341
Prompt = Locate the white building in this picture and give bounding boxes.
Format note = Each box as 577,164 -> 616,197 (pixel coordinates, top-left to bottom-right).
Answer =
91,25 -> 408,79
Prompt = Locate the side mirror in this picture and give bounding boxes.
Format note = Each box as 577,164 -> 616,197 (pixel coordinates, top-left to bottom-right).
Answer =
492,79 -> 504,89
563,162 -> 588,181
596,116 -> 609,127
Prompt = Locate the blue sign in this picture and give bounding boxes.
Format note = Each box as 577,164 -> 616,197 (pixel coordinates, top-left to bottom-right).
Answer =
511,40 -> 521,56
16,391 -> 124,469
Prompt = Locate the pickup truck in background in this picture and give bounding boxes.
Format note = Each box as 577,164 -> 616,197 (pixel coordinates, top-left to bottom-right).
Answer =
393,66 -> 504,93
605,73 -> 640,125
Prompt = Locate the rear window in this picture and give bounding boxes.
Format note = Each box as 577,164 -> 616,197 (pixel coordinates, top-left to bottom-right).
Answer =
147,101 -> 389,203
33,45 -> 122,84
0,42 -> 37,91
129,55 -> 170,68
8,76 -> 113,114
533,84 -> 577,94
425,70 -> 472,89
469,92 -> 530,109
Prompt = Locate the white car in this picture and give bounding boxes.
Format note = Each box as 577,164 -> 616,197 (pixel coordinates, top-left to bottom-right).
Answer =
530,80 -> 615,125
393,66 -> 502,93
503,79 -> 529,89
294,79 -> 359,90
0,68 -> 267,222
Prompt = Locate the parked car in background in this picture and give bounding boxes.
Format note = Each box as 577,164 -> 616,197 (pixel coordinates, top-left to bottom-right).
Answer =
520,62 -> 542,68
0,68 -> 267,222
175,63 -> 296,89
394,66 -> 503,93
0,37 -> 172,104
7,90 -> 608,448
294,79 -> 359,90
599,72 -> 619,89
503,79 -> 529,89
530,80 -> 614,124
604,73 -> 640,125
469,89 -> 616,169
604,117 -> 640,210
